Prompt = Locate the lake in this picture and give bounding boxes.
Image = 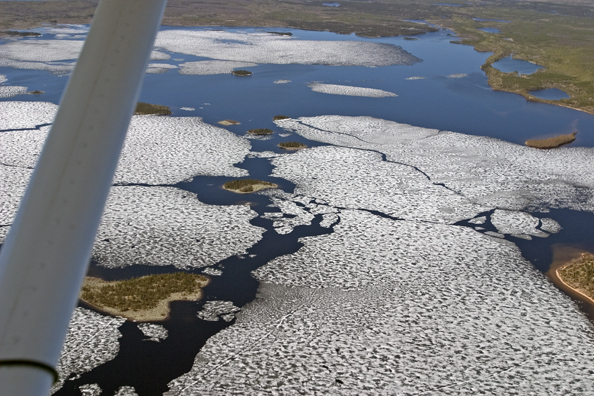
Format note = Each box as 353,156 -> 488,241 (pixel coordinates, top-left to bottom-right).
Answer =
2,24 -> 594,395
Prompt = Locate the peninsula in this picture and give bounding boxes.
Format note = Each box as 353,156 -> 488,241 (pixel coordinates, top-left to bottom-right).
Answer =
80,273 -> 210,321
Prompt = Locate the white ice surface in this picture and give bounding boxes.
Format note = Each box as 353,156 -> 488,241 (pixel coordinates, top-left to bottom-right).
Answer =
275,116 -> 594,213
170,210 -> 594,395
0,101 -> 57,130
309,83 -> 397,98
114,386 -> 139,396
0,85 -> 28,98
51,308 -> 125,394
93,186 -> 264,269
155,30 -> 420,67
146,63 -> 178,74
0,39 -> 83,62
0,111 -> 250,186
78,384 -> 101,396
178,60 -> 258,75
197,300 -> 241,322
138,323 -> 168,342
491,209 -> 548,238
270,145 -> 488,224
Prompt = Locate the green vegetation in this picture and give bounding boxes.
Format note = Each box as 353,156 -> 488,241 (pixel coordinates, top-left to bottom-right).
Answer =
134,102 -> 172,116
232,69 -> 252,76
558,253 -> 594,302
279,141 -> 307,150
1,0 -> 593,113
525,131 -> 577,149
438,5 -> 594,114
248,128 -> 274,135
273,115 -> 290,121
223,178 -> 278,194
2,30 -> 40,37
80,273 -> 209,321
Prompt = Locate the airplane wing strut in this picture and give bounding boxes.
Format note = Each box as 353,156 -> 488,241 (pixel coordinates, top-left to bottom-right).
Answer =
0,1 -> 167,394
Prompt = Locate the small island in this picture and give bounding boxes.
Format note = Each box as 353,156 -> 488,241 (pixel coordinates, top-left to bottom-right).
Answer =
218,119 -> 241,126
525,131 -> 577,149
279,141 -> 307,150
223,178 -> 278,194
247,128 -> 274,135
134,102 -> 172,116
80,273 -> 210,321
557,253 -> 594,304
232,70 -> 252,76
273,115 -> 290,121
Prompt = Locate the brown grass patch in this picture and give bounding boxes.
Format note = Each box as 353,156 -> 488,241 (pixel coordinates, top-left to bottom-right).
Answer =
525,131 -> 577,149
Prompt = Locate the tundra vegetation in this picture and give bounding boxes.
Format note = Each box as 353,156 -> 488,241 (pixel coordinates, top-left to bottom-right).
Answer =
248,128 -> 274,135
134,102 -> 172,116
279,141 -> 307,150
3,0 -> 590,113
558,253 -> 594,302
80,272 -> 209,321
525,131 -> 577,149
223,178 -> 278,194
232,69 -> 252,76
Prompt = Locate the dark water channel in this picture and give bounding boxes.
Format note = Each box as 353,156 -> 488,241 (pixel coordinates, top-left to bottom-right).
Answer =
55,152 -> 336,395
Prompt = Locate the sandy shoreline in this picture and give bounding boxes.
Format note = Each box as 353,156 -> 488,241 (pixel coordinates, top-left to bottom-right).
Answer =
80,276 -> 210,322
546,244 -> 594,308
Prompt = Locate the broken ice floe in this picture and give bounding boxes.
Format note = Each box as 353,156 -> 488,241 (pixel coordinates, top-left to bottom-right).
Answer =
0,39 -> 83,62
540,217 -> 562,233
116,116 -> 250,184
114,386 -> 139,396
155,30 -> 420,67
490,209 -> 553,239
274,79 -> 291,84
178,60 -> 258,75
468,216 -> 486,224
138,323 -> 168,342
308,83 -> 397,98
180,107 -> 195,111
170,271 -> 594,395
0,85 -> 28,98
51,308 -> 125,394
78,384 -> 101,396
202,267 -> 223,276
0,166 -> 33,228
0,110 -> 250,185
0,35 -> 171,73
274,115 -> 594,213
446,73 -> 467,78
405,76 -> 426,80
260,189 -> 339,234
269,145 -> 488,224
197,300 -> 241,322
93,186 -> 264,269
146,63 -> 178,74
0,101 -> 57,130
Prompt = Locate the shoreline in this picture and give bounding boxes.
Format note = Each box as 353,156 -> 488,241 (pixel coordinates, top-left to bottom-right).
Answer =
80,275 -> 210,322
222,183 -> 278,194
546,244 -> 594,309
